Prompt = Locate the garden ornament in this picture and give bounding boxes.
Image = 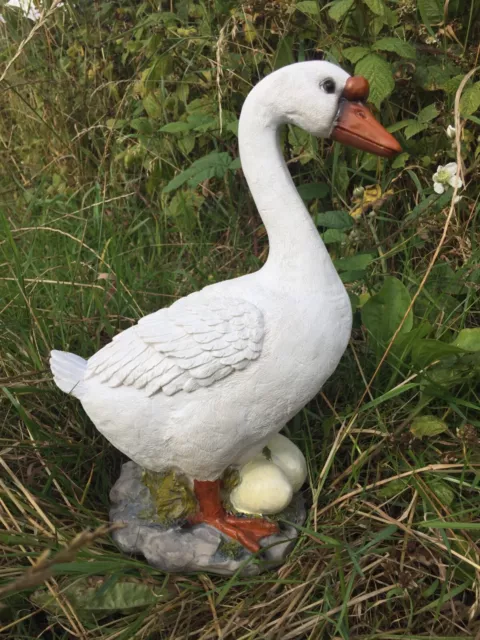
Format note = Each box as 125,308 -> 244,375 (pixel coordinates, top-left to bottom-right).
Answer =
50,61 -> 400,573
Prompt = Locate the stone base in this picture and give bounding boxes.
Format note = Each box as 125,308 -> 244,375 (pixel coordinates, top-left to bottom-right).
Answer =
109,461 -> 306,576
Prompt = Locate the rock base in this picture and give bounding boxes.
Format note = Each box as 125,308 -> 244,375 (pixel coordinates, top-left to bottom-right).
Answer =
109,461 -> 306,576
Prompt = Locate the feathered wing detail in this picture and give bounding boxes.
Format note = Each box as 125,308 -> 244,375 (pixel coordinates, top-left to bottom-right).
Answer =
85,293 -> 264,396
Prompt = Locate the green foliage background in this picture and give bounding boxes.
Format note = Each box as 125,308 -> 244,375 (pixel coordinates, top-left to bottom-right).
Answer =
0,0 -> 479,638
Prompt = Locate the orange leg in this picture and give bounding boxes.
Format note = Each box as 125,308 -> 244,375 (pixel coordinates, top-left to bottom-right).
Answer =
190,479 -> 279,553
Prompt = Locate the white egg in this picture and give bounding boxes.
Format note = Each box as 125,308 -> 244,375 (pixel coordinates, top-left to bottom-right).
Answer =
230,460 -> 293,515
265,434 -> 307,492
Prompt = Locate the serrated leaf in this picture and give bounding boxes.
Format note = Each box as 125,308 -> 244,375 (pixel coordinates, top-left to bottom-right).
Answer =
387,119 -> 411,133
329,0 -> 355,21
322,229 -> 347,244
442,74 -> 464,95
334,253 -> 374,271
296,1 -> 320,15
362,0 -> 385,14
274,36 -> 294,69
417,0 -> 443,29
130,118 -> 153,134
355,54 -> 394,107
373,37 -> 415,58
32,579 -> 172,622
392,152 -> 409,169
378,478 -> 410,498
452,328 -> 480,353
340,269 -> 368,283
163,152 -> 233,193
414,60 -> 461,92
315,210 -> 354,229
143,94 -> 162,118
160,122 -> 192,133
429,480 -> 455,506
410,415 -> 448,439
411,339 -> 464,369
404,121 -> 428,139
460,83 -> 480,118
361,277 -> 413,355
418,103 -> 439,123
343,47 -> 370,64
297,182 -> 329,200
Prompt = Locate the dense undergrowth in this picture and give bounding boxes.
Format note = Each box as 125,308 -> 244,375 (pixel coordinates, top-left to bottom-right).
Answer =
0,0 -> 479,638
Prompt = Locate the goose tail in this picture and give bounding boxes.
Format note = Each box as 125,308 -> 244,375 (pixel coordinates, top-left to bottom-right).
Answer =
50,350 -> 87,399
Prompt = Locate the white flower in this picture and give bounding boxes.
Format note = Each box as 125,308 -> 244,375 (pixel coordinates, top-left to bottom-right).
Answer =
432,162 -> 463,195
5,0 -> 41,21
446,125 -> 456,140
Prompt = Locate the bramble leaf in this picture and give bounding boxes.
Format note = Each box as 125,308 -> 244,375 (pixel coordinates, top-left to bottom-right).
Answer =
373,37 -> 416,59
355,54 -> 394,107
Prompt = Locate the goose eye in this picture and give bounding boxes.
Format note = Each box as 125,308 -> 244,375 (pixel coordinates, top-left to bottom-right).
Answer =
322,79 -> 336,94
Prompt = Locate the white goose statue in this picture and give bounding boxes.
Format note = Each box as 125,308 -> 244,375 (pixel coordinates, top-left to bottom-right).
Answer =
51,61 -> 400,552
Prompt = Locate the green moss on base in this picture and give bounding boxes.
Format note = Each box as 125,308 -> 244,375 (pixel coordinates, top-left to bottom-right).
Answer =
217,537 -> 245,560
221,467 -> 241,513
142,470 -> 197,525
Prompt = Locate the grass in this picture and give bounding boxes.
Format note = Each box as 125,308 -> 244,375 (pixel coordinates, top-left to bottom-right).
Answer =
1,1 -> 480,638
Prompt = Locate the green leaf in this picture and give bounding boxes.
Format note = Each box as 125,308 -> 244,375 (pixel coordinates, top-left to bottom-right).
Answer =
328,0 -> 355,22
418,104 -> 439,123
460,82 -> 480,118
417,0 -> 443,29
355,54 -> 394,107
453,328 -> 480,352
404,121 -> 428,139
428,480 -> 455,506
163,152 -> 233,193
378,478 -> 410,498
410,415 -> 448,439
334,159 -> 349,198
340,270 -> 368,283
361,277 -> 413,355
343,47 -> 370,64
315,210 -> 354,229
229,157 -> 242,170
32,579 -> 172,621
334,253 -> 374,271
322,229 -> 347,244
160,121 -> 192,133
373,37 -> 415,58
296,1 -> 320,16
297,182 -> 329,201
130,118 -> 153,135
387,119 -> 411,133
362,0 -> 385,15
442,74 -> 464,95
274,36 -> 294,69
142,94 -> 162,118
391,152 -> 409,169
414,60 -> 461,91
411,339 -> 464,369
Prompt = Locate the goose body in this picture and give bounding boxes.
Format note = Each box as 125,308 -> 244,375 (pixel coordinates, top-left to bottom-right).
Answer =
51,61 -> 400,549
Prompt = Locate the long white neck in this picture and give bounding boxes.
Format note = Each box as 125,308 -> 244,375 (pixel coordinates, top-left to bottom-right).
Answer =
238,86 -> 342,292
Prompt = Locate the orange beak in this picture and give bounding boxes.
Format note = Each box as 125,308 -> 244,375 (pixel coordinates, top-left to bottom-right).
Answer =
331,76 -> 402,158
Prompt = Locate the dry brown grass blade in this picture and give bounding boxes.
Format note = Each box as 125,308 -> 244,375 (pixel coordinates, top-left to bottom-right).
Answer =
0,523 -> 123,599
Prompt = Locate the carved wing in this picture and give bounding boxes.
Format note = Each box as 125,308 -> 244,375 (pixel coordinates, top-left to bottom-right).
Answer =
85,293 -> 264,397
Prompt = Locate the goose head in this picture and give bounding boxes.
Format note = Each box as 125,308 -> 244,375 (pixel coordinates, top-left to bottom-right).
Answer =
246,61 -> 401,158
